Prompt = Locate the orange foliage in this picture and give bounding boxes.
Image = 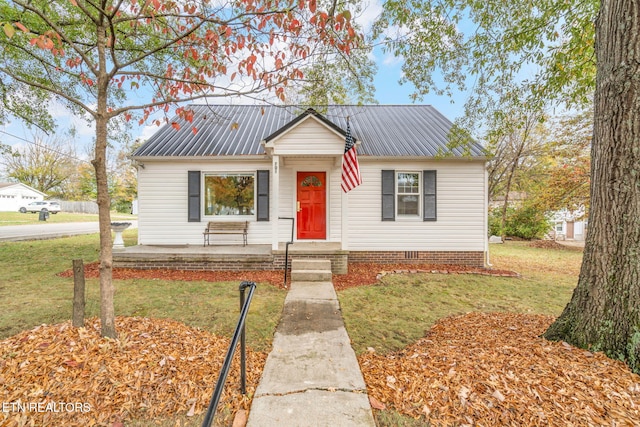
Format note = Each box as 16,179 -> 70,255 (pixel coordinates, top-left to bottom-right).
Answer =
0,317 -> 266,426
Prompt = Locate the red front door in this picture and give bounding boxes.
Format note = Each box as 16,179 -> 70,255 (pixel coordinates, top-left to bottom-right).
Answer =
296,172 -> 326,239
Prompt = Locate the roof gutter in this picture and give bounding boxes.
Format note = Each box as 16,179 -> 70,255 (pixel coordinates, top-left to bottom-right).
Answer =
360,155 -> 488,162
130,154 -> 270,162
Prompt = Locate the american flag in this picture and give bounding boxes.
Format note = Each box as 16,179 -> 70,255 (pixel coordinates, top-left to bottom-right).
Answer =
341,121 -> 362,192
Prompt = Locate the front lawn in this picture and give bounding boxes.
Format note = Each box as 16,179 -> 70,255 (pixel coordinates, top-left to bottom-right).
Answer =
339,241 -> 581,355
0,230 -> 285,350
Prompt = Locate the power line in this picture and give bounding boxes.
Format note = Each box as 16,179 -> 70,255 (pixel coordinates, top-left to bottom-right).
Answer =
0,129 -> 89,163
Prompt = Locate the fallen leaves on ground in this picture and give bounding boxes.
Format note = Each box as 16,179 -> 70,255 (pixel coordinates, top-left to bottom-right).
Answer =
529,240 -> 582,251
359,312 -> 640,426
0,317 -> 266,427
58,262 -> 518,292
333,263 -> 518,290
58,262 -> 287,289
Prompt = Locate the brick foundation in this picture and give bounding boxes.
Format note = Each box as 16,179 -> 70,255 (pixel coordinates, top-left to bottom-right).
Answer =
348,250 -> 485,268
114,259 -> 277,271
114,249 -> 485,273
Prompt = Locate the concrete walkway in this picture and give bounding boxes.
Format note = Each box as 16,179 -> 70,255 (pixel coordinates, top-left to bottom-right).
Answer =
246,279 -> 376,426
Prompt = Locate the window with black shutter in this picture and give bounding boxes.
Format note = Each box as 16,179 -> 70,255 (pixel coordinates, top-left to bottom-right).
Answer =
381,170 -> 395,221
381,169 -> 437,221
256,170 -> 269,221
187,171 -> 201,222
423,170 -> 437,221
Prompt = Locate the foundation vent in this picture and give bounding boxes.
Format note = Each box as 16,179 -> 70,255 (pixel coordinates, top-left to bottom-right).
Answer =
404,251 -> 419,260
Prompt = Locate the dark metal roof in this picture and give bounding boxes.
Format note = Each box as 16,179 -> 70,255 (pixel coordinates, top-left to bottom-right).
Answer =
133,105 -> 485,158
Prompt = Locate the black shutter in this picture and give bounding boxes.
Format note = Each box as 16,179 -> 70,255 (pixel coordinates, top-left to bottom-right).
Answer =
423,170 -> 437,221
188,171 -> 201,222
381,170 -> 395,221
256,170 -> 269,221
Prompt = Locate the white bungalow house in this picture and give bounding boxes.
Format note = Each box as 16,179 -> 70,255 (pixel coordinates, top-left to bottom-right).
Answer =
127,105 -> 488,273
0,182 -> 46,212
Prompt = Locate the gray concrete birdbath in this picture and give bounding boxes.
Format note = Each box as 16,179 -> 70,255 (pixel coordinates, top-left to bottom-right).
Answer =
110,222 -> 131,250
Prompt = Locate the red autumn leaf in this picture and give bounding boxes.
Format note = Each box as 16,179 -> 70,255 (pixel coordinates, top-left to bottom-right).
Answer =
13,23 -> 27,35
369,396 -> 386,410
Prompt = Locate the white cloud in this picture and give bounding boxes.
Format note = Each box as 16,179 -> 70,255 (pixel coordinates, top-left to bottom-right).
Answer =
382,52 -> 403,66
138,124 -> 159,142
46,99 -> 95,140
354,0 -> 383,32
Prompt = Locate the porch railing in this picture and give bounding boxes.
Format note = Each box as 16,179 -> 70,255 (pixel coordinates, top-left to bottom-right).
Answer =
279,216 -> 295,286
201,281 -> 257,427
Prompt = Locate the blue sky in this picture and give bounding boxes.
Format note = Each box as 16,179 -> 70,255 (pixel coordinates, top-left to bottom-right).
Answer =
372,53 -> 468,120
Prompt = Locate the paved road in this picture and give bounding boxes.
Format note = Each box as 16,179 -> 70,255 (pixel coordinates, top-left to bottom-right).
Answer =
0,221 -> 137,242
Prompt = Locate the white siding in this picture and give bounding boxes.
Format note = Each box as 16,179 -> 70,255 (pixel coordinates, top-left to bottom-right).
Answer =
137,156 -> 487,251
269,117 -> 345,156
137,160 -> 272,245
346,159 -> 487,251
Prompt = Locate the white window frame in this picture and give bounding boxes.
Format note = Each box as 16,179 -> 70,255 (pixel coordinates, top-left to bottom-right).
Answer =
396,171 -> 421,219
203,172 -> 256,218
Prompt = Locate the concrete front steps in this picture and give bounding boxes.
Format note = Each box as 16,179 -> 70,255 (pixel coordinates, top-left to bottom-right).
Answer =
290,259 -> 333,282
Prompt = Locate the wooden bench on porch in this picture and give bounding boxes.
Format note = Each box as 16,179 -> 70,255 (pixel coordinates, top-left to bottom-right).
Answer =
203,221 -> 248,247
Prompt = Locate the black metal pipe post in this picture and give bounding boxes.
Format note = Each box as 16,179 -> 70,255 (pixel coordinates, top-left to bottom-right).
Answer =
284,241 -> 292,285
201,281 -> 256,427
239,281 -> 249,394
278,217 -> 295,286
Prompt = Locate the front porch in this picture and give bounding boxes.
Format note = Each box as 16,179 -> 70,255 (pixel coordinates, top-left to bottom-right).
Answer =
113,242 -> 349,274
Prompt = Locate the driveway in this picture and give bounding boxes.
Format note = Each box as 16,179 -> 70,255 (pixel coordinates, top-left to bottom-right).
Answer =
0,221 -> 137,242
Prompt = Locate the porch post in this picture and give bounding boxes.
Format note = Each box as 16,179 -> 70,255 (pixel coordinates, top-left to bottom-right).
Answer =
272,155 -> 280,251
341,182 -> 349,250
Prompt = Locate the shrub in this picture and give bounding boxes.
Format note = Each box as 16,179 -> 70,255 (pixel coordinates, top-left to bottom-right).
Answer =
489,205 -> 550,240
112,199 -> 132,214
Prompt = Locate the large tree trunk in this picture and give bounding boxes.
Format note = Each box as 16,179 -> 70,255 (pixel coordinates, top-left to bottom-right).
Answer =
93,114 -> 116,339
93,17 -> 116,339
543,0 -> 640,373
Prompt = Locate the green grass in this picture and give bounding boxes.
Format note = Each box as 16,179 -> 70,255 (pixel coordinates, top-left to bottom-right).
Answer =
0,211 -> 136,225
0,230 -> 285,351
374,411 -> 429,427
339,241 -> 582,355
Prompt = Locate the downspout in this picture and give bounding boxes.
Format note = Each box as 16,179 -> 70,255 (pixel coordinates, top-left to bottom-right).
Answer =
485,162 -> 492,267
